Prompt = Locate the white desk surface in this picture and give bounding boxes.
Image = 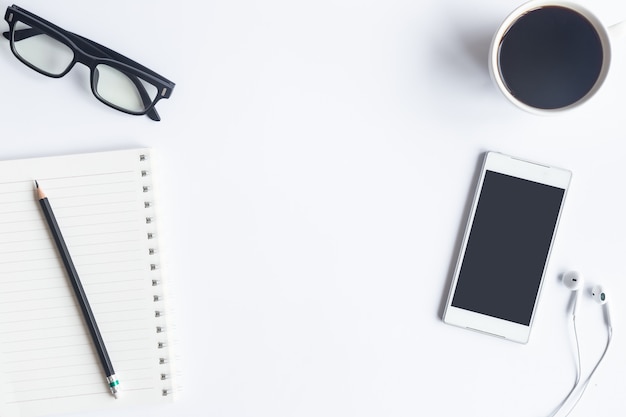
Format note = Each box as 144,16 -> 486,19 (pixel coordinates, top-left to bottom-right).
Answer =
1,0 -> 625,416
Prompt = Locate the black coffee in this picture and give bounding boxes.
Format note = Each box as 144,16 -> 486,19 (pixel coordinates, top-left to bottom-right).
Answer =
498,6 -> 604,109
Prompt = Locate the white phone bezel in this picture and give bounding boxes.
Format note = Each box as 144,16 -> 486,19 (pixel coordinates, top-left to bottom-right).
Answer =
443,152 -> 572,344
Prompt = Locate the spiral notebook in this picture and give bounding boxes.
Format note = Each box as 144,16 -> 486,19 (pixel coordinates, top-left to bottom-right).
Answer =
0,148 -> 176,417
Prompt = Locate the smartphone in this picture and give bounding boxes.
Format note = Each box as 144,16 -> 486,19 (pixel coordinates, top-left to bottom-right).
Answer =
443,152 -> 571,344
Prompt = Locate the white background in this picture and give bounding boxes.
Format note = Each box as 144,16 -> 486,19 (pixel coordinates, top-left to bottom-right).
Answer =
1,0 -> 625,416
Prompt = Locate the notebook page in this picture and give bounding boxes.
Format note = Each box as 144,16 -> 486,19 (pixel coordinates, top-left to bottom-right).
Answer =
0,149 -> 172,417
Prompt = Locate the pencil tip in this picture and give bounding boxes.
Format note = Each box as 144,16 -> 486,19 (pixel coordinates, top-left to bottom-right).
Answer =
34,181 -> 46,199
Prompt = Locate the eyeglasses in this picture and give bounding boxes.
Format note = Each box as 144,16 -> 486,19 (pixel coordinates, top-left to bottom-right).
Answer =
3,5 -> 175,121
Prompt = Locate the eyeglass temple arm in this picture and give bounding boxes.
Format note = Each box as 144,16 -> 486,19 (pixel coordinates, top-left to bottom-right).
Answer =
70,33 -> 174,87
3,28 -> 163,121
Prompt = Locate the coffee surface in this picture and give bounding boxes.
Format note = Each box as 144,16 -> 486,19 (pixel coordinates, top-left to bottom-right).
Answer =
498,6 -> 604,109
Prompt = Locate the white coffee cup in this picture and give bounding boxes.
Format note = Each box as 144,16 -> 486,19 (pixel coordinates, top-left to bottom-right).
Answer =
489,0 -> 625,114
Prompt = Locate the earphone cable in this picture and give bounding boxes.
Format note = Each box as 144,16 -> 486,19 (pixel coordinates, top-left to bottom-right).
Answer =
562,324 -> 613,417
548,314 -> 582,417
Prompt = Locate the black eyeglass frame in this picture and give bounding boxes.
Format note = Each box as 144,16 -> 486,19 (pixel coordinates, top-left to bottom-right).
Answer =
3,4 -> 175,121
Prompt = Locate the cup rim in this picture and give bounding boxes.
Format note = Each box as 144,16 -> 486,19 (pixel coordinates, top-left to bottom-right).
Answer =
489,0 -> 612,114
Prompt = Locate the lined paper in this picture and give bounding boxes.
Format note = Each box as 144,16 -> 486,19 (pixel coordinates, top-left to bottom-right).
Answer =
0,149 -> 173,417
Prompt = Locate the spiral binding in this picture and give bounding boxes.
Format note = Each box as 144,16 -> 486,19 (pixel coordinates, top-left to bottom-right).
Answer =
140,152 -> 177,399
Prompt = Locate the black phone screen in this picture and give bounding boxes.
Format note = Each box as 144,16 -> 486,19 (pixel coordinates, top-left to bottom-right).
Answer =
451,170 -> 566,326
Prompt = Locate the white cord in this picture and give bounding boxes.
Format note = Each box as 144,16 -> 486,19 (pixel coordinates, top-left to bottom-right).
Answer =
547,314 -> 582,417
561,324 -> 613,417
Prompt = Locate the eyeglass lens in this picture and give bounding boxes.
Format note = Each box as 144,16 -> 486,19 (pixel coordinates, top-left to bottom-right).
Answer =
13,21 -> 74,76
93,64 -> 159,113
12,21 -> 159,114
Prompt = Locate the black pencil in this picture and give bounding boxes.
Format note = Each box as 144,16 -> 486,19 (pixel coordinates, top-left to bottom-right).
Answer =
35,181 -> 119,398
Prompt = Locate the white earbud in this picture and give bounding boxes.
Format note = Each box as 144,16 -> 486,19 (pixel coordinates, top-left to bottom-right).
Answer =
563,270 -> 583,317
591,285 -> 612,328
563,270 -> 583,290
591,285 -> 607,304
